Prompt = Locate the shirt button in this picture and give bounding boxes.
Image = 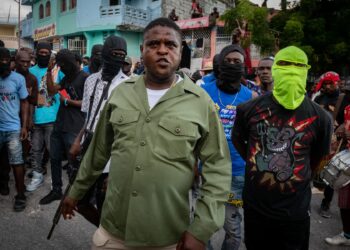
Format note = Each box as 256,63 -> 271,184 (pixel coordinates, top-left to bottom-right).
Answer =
132,191 -> 138,197
146,117 -> 151,122
175,127 -> 181,134
135,166 -> 141,171
118,116 -> 123,123
140,140 -> 146,146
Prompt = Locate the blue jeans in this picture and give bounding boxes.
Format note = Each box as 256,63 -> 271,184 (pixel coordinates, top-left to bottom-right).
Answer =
221,175 -> 244,250
50,127 -> 77,194
0,130 -> 23,165
31,123 -> 53,173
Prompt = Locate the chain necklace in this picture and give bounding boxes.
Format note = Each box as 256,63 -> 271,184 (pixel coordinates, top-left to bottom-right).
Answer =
217,88 -> 239,109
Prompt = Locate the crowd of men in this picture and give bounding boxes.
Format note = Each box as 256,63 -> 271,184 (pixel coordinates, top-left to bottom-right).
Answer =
0,17 -> 349,250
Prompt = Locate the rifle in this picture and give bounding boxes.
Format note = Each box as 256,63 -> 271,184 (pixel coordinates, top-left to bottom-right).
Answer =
47,163 -> 79,240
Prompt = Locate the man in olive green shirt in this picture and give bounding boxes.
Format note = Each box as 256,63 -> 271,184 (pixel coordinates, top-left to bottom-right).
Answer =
62,18 -> 231,250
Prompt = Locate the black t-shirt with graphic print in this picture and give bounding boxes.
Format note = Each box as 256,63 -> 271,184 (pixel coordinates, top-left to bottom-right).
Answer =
232,93 -> 332,220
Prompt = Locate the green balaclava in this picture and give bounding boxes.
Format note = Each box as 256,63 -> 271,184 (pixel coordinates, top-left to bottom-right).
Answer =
272,46 -> 311,110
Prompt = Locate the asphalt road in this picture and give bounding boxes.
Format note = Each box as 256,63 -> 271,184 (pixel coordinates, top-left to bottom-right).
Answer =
0,166 -> 348,250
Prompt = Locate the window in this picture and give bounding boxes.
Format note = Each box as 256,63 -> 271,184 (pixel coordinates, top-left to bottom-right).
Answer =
110,0 -> 120,6
69,0 -> 77,9
39,4 -> 44,19
45,1 -> 51,17
61,0 -> 66,12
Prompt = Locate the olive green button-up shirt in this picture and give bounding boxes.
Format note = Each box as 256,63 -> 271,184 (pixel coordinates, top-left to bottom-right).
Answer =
69,75 -> 231,246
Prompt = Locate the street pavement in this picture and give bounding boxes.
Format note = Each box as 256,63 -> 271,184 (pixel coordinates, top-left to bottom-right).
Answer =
0,165 -> 349,250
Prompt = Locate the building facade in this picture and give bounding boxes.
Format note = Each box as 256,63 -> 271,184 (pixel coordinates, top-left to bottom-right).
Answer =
21,0 -> 231,60
21,0 -> 162,59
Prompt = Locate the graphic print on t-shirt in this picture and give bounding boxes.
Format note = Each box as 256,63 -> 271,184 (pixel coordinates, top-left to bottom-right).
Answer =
37,74 -> 55,107
217,105 -> 237,139
250,109 -> 318,185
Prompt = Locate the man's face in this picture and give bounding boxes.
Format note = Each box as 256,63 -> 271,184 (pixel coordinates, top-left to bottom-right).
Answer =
0,56 -> 10,65
82,58 -> 89,66
123,63 -> 132,76
16,53 -> 31,73
224,51 -> 243,65
37,48 -> 50,57
141,26 -> 181,81
257,59 -> 273,85
321,80 -> 338,94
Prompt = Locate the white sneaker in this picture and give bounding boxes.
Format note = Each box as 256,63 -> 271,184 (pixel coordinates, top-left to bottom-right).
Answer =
26,171 -> 44,192
325,232 -> 350,246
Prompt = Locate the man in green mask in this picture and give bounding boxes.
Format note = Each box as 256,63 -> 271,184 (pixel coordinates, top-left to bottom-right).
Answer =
232,46 -> 333,249
272,46 -> 311,110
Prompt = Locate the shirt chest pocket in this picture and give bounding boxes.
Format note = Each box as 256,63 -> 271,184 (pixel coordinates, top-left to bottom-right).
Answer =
155,117 -> 199,161
109,108 -> 140,142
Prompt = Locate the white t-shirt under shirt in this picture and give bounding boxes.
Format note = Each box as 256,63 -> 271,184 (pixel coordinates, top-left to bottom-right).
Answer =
146,75 -> 183,110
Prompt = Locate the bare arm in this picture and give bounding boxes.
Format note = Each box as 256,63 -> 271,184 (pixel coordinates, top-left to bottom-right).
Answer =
20,99 -> 29,140
46,59 -> 61,95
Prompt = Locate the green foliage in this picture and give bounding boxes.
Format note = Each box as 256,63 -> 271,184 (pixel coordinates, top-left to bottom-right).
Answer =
220,0 -> 275,53
270,0 -> 350,75
281,20 -> 304,47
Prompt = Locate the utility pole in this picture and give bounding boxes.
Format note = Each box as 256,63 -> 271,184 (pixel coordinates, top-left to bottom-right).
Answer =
14,0 -> 21,49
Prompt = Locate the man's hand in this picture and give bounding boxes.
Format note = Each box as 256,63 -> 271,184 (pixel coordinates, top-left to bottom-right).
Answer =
176,232 -> 205,250
20,127 -> 28,141
69,142 -> 81,161
61,196 -> 78,220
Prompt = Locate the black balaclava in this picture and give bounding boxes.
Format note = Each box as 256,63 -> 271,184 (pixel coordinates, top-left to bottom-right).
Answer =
56,49 -> 78,80
217,44 -> 245,94
101,35 -> 127,82
89,44 -> 103,74
36,42 -> 52,68
0,48 -> 11,79
213,54 -> 220,78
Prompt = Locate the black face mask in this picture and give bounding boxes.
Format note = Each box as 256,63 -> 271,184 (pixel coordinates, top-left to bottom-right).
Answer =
37,54 -> 50,68
217,62 -> 244,93
60,62 -> 77,78
0,61 -> 11,78
102,54 -> 124,82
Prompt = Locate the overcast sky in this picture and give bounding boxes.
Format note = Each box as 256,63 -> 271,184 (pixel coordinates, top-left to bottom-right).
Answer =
250,0 -> 281,9
0,0 -> 31,21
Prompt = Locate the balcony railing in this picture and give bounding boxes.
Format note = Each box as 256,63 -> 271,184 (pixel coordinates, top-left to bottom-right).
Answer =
100,4 -> 150,29
100,5 -> 122,16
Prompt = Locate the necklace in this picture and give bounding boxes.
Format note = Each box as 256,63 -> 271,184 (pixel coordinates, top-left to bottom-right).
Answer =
217,88 -> 239,110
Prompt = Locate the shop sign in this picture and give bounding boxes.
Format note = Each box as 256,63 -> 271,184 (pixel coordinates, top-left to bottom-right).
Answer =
176,16 -> 209,30
33,23 -> 56,41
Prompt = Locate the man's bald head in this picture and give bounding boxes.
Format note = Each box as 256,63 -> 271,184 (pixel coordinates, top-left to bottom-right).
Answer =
15,50 -> 31,74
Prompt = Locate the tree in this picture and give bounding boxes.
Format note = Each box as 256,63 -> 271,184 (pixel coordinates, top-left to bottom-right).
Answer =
220,0 -> 275,54
270,0 -> 350,75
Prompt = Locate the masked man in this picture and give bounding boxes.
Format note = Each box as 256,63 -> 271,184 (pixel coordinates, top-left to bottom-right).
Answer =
26,42 -> 63,192
40,49 -> 88,205
83,44 -> 103,75
69,35 -> 129,226
0,48 -> 29,211
232,46 -> 333,250
202,45 -> 253,250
